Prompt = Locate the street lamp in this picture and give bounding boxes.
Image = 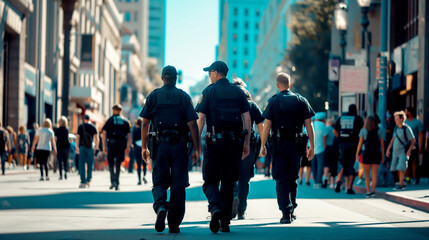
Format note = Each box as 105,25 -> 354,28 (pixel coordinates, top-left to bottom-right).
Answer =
334,3 -> 348,64
357,0 -> 372,115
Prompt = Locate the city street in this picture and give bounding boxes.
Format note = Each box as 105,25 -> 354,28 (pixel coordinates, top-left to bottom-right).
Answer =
0,170 -> 428,240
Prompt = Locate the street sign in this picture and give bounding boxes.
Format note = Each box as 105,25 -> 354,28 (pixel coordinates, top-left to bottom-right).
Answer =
340,66 -> 368,93
328,59 -> 340,81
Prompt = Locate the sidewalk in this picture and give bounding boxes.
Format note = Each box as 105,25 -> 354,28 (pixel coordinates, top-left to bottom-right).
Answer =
2,166 -> 39,175
354,181 -> 429,213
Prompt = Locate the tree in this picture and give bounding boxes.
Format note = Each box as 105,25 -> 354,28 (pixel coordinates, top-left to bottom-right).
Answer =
285,0 -> 336,111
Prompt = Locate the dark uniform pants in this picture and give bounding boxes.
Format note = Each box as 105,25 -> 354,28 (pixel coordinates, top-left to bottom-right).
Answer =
151,141 -> 189,228
203,136 -> 243,224
273,140 -> 302,212
107,140 -> 126,185
236,140 -> 258,214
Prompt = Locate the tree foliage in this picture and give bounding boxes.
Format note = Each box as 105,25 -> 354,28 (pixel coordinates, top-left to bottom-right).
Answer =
285,0 -> 336,112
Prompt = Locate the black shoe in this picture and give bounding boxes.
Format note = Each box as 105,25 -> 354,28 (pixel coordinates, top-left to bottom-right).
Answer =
280,211 -> 292,224
109,184 -> 115,190
335,181 -> 342,193
209,209 -> 221,233
59,176 -> 63,180
143,177 -> 148,184
322,180 -> 328,188
155,207 -> 167,232
237,212 -> 245,220
40,177 -> 44,181
137,181 -> 142,185
299,180 -> 303,185
220,221 -> 230,232
306,182 -> 310,186
347,189 -> 355,194
115,185 -> 120,191
231,197 -> 239,219
64,174 -> 67,180
45,177 -> 50,181
169,227 -> 180,233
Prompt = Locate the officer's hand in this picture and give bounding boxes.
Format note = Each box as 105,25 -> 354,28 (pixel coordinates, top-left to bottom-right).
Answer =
142,148 -> 150,164
307,147 -> 315,161
242,143 -> 250,160
259,145 -> 267,157
191,150 -> 199,165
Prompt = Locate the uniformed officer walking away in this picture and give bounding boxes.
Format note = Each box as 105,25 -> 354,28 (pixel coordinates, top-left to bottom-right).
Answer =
140,65 -> 200,234
197,60 -> 251,233
101,104 -> 132,191
333,104 -> 364,194
259,72 -> 315,224
231,79 -> 264,220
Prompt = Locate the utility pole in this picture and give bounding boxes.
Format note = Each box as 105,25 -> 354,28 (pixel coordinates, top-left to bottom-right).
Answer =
378,0 -> 388,139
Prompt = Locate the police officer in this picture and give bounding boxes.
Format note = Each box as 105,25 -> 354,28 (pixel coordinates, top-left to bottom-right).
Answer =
140,65 -> 200,234
196,61 -> 251,233
101,104 -> 132,191
260,72 -> 315,224
231,79 -> 264,220
333,104 -> 364,194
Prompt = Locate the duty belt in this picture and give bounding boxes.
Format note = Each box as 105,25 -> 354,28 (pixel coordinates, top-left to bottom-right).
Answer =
206,128 -> 248,143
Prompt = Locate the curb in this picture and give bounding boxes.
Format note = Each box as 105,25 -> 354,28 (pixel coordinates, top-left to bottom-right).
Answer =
2,170 -> 38,176
354,185 -> 429,213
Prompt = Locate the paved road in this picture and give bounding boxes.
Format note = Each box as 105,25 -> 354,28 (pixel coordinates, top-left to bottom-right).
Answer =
0,170 -> 428,240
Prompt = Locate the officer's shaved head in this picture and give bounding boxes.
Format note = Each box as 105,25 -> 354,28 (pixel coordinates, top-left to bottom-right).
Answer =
276,73 -> 291,87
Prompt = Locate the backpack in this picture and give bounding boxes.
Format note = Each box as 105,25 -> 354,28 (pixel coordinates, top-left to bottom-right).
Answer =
81,124 -> 93,148
0,129 -> 6,152
395,125 -> 413,151
339,115 -> 356,138
364,129 -> 380,157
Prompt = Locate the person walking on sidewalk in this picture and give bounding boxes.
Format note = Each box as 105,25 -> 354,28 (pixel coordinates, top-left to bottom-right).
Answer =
31,119 -> 57,181
102,104 -> 132,191
55,116 -> 71,180
28,123 -> 39,168
197,61 -> 251,233
404,107 -> 424,184
140,65 -> 200,233
312,112 -> 327,189
132,118 -> 148,185
76,115 -> 99,188
334,104 -> 364,194
386,111 -> 415,190
259,72 -> 315,224
0,122 -> 11,175
17,126 -> 30,169
355,116 -> 385,197
6,126 -> 17,168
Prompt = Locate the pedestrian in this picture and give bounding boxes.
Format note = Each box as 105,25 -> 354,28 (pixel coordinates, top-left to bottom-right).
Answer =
259,72 -> 315,224
76,115 -> 99,188
31,119 -> 57,181
0,122 -> 11,175
404,107 -> 424,184
386,111 -> 415,190
132,118 -> 147,185
101,104 -> 132,191
197,60 -> 251,233
55,116 -> 71,180
140,65 -> 200,233
333,104 -> 364,194
17,125 -> 30,169
231,79 -> 264,220
312,112 -> 327,188
264,133 -> 274,177
324,119 -> 339,189
28,123 -> 39,167
298,126 -> 312,186
6,126 -> 17,168
355,116 -> 385,197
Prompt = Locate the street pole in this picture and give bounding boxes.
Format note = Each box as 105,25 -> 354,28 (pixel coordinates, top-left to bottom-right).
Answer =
360,6 -> 372,116
339,30 -> 347,64
379,0 -> 388,139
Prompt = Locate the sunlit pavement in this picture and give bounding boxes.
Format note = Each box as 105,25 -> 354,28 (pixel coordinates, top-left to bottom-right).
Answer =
1,170 -> 429,240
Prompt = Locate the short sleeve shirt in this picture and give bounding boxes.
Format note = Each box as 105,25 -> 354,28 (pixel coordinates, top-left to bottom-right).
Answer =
140,84 -> 198,124
335,113 -> 364,143
325,125 -> 335,146
313,120 -> 326,154
0,127 -> 9,152
36,128 -> 55,151
102,115 -> 131,139
77,123 -> 97,147
358,128 -> 383,151
249,101 -> 264,126
392,125 -> 415,154
405,118 -> 424,146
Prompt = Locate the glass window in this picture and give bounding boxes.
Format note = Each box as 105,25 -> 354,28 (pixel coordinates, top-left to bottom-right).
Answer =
244,60 -> 248,68
233,33 -> 237,42
256,9 -> 260,17
134,11 -> 138,22
233,60 -> 237,68
244,47 -> 248,55
244,34 -> 248,42
233,21 -> 238,29
125,12 -> 131,22
245,8 -> 248,16
126,0 -> 131,2
233,47 -> 237,55
234,8 -> 238,16
245,21 -> 249,29
255,22 -> 259,29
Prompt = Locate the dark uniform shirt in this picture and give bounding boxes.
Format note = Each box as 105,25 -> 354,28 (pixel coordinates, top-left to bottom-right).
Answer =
102,115 -> 131,140
139,83 -> 198,130
249,101 -> 264,128
263,90 -> 314,132
196,78 -> 250,129
334,113 -> 364,143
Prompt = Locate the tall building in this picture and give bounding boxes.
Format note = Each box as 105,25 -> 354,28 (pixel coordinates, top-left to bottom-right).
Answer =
148,0 -> 166,68
217,0 -> 269,81
249,0 -> 297,106
115,0 -> 149,68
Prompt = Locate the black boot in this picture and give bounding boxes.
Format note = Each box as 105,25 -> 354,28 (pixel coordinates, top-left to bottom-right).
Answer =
280,211 -> 292,224
209,208 -> 221,233
155,206 -> 167,232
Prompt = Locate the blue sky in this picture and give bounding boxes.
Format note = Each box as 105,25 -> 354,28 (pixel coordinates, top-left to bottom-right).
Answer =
165,0 -> 219,93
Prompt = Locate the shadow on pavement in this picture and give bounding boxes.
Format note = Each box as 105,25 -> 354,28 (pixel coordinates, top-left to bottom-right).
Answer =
0,179 -> 364,211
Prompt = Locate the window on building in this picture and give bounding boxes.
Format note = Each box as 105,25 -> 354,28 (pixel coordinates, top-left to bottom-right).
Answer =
233,60 -> 237,68
245,21 -> 249,29
244,34 -> 248,42
244,60 -> 248,68
134,31 -> 138,38
234,8 -> 238,16
125,12 -> 131,22
233,47 -> 237,55
233,21 -> 238,29
245,8 -> 248,16
255,34 -> 258,43
255,22 -> 259,29
256,9 -> 260,17
126,0 -> 131,2
244,47 -> 248,55
135,0 -> 139,2
233,33 -> 237,42
134,11 -> 138,22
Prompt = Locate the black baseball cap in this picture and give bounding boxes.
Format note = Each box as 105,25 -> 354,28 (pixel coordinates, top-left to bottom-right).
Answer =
161,65 -> 178,77
112,104 -> 122,111
203,61 -> 229,75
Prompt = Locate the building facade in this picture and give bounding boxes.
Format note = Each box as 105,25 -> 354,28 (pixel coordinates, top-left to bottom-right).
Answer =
217,0 -> 269,81
148,0 -> 165,68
